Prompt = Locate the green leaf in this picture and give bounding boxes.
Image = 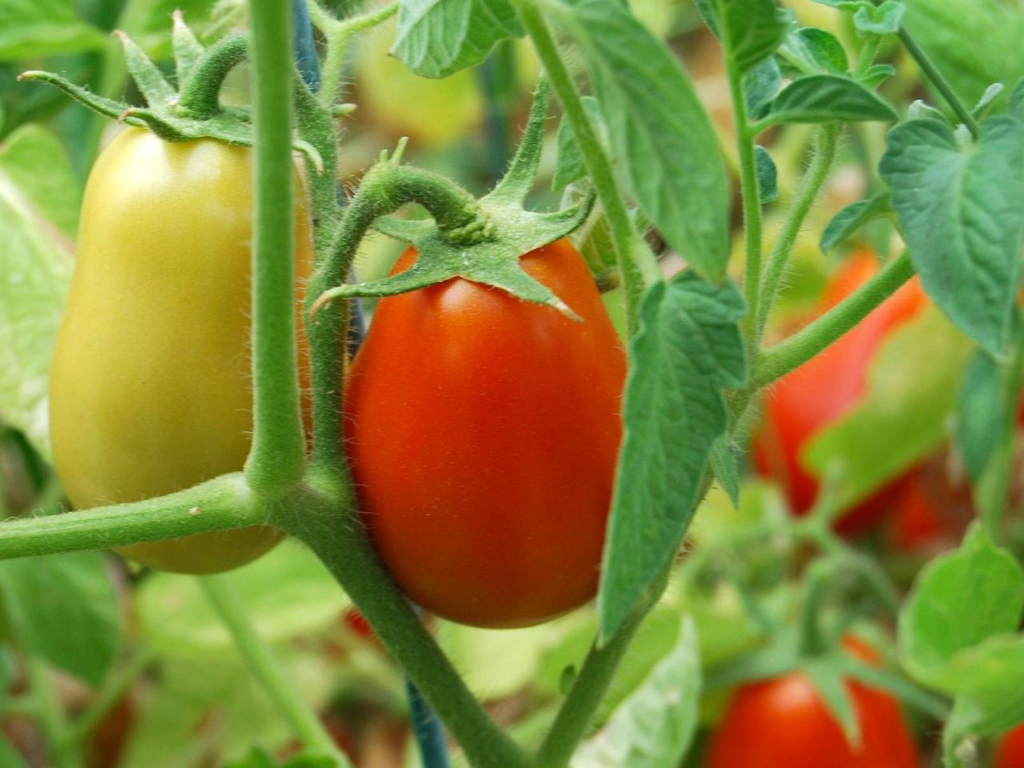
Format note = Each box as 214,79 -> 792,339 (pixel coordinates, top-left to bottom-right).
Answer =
745,57 -> 782,120
598,275 -> 746,640
907,99 -> 950,124
552,96 -> 603,193
900,524 -> 1023,683
137,544 -> 350,658
779,27 -> 850,75
1010,79 -> 1024,123
0,126 -> 77,460
852,0 -> 904,37
819,192 -> 892,252
571,617 -> 701,768
0,552 -> 120,686
710,436 -> 741,507
805,308 -> 972,512
859,63 -> 896,88
766,74 -> 898,126
392,0 -> 523,79
972,83 -> 1005,120
225,748 -> 337,768
568,0 -> 730,282
755,145 -> 778,204
803,656 -> 861,747
0,0 -> 106,59
708,0 -> 788,74
955,350 -> 1008,481
880,116 -> 1024,357
902,0 -> 1024,114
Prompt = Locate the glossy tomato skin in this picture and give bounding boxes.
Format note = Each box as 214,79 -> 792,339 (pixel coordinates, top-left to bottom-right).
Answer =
754,251 -> 928,534
705,637 -> 921,768
50,128 -> 313,574
343,239 -> 626,628
995,724 -> 1024,767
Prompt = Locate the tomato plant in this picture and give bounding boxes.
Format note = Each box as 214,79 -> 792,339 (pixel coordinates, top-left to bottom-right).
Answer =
49,128 -> 313,574
344,240 -> 626,628
705,638 -> 921,768
754,251 -> 929,534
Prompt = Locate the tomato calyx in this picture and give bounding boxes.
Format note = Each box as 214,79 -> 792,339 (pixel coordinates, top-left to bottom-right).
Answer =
18,13 -> 324,173
313,80 -> 594,321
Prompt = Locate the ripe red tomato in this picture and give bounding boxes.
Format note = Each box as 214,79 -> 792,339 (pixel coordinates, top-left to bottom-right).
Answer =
995,724 -> 1024,767
754,251 -> 928,534
705,637 -> 921,768
343,239 -> 626,628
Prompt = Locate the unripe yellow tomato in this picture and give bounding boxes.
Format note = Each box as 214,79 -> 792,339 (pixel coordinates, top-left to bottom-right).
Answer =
49,127 -> 313,574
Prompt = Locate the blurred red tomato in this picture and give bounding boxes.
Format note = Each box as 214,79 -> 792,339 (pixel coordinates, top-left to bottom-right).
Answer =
705,637 -> 921,768
996,724 -> 1024,767
754,251 -> 929,534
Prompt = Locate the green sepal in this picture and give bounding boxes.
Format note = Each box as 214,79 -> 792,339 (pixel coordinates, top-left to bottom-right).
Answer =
317,79 -> 594,319
18,19 -> 321,173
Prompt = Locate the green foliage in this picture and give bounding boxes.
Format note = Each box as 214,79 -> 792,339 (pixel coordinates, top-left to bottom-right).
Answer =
0,552 -> 120,686
956,349 -> 1010,482
599,274 -> 746,641
570,618 -> 700,768
806,308 -> 972,512
764,74 -> 898,126
565,0 -> 731,282
0,125 -> 76,461
881,117 -> 1024,358
820,192 -> 892,253
392,0 -> 523,79
137,544 -> 351,658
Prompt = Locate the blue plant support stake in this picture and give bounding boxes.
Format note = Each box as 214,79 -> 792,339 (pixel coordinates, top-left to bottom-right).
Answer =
289,6 -> 446,767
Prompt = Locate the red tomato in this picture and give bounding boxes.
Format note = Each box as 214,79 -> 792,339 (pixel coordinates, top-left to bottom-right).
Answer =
343,239 -> 627,628
995,724 -> 1024,767
886,461 -> 972,553
754,251 -> 928,534
705,637 -> 921,768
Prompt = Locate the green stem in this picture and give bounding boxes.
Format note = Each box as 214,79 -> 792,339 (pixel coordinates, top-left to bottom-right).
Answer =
199,575 -> 351,765
245,0 -> 307,498
176,34 -> 249,119
0,475 -> 260,560
62,649 -> 154,748
895,26 -> 979,137
273,480 -> 530,768
980,319 -> 1024,536
756,125 -> 839,338
855,36 -> 883,78
306,162 -> 482,471
316,1 -> 399,108
723,50 -> 763,347
753,250 -> 914,387
515,0 -> 656,336
534,610 -> 646,768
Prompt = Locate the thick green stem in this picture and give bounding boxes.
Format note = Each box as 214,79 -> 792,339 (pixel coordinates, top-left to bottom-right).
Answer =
199,575 -> 351,765
725,58 -> 763,347
176,34 -> 249,119
245,0 -> 307,498
757,125 -> 839,338
305,162 -> 483,471
534,609 -> 646,768
0,475 -> 260,560
273,481 -> 530,768
754,250 -> 914,387
515,0 -> 655,336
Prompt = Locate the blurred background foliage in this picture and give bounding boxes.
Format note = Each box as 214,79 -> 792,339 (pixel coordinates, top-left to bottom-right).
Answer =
1,0 -> 1023,765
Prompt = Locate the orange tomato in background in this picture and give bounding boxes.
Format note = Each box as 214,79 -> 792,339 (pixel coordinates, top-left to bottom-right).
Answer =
754,251 -> 929,534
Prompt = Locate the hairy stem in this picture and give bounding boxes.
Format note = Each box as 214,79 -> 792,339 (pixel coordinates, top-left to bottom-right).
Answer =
895,25 -> 979,137
515,0 -> 656,336
757,125 -> 839,338
245,0 -> 307,497
723,53 -> 763,347
754,250 -> 914,387
200,575 -> 351,764
0,475 -> 261,560
273,481 -> 530,768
